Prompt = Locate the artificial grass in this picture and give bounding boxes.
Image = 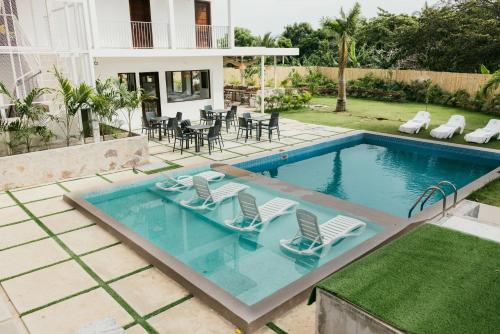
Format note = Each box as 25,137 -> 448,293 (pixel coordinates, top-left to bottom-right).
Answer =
281,97 -> 500,150
316,224 -> 500,334
467,178 -> 500,207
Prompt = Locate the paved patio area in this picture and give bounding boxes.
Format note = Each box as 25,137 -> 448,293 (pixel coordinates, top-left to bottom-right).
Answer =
0,116 -> 352,334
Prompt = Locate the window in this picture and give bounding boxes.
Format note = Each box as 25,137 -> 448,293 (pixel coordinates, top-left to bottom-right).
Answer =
118,73 -> 137,91
166,70 -> 210,103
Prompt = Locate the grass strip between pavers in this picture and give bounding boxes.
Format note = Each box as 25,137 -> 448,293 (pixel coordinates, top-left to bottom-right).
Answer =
6,191 -> 159,334
316,224 -> 500,334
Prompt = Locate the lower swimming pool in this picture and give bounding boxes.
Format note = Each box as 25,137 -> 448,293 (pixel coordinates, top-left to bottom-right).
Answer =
236,133 -> 500,218
83,171 -> 383,306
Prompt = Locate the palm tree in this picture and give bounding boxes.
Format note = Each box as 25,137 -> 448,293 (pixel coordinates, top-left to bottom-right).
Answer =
324,2 -> 362,112
53,68 -> 93,146
90,78 -> 119,140
480,70 -> 500,97
115,83 -> 152,136
0,82 -> 52,153
254,32 -> 276,48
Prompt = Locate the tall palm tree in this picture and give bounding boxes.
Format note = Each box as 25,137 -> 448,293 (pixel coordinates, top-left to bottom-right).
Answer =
254,32 -> 276,48
324,2 -> 361,112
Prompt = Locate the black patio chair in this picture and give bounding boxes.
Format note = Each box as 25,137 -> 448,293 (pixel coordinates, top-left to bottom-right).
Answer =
199,109 -> 214,125
202,123 -> 223,155
236,117 -> 256,142
214,118 -> 224,146
223,106 -> 237,132
261,112 -> 280,142
142,111 -> 161,140
176,112 -> 182,121
172,121 -> 193,154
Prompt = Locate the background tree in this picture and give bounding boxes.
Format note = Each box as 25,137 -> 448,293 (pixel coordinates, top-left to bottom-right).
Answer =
234,27 -> 256,47
323,2 -> 362,112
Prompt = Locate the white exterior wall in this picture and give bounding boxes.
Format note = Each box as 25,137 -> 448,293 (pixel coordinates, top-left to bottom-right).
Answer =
94,56 -> 224,128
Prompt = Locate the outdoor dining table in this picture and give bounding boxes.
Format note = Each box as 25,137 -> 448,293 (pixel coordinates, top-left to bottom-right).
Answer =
248,115 -> 271,141
186,124 -> 212,152
151,115 -> 175,141
210,109 -> 228,119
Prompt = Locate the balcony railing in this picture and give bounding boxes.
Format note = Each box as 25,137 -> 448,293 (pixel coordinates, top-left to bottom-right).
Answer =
98,21 -> 230,50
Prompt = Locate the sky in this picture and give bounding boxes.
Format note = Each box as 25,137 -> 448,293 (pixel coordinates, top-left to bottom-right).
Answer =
232,0 -> 440,35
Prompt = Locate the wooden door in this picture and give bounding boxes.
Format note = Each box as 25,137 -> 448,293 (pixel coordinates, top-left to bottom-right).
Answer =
139,72 -> 161,116
129,0 -> 153,48
195,1 -> 211,48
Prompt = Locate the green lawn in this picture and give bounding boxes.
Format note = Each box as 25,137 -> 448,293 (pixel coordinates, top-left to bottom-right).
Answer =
467,178 -> 500,207
316,224 -> 500,334
281,97 -> 500,150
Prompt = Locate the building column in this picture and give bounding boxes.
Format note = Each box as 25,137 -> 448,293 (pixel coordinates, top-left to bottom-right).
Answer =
86,0 -> 99,49
168,0 -> 176,49
274,56 -> 277,89
260,55 -> 265,114
227,0 -> 234,48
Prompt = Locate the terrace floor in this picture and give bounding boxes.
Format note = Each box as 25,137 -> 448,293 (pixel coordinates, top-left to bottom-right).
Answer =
1,113 -> 498,334
0,116 -> 350,334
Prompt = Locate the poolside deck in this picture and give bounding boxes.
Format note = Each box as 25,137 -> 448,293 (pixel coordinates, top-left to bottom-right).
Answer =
0,116 -> 350,334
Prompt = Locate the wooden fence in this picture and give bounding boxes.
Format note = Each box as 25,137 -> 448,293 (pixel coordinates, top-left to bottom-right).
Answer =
224,66 -> 493,95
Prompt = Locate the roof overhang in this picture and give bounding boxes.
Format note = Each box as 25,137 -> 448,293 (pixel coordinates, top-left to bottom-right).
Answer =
91,47 -> 299,58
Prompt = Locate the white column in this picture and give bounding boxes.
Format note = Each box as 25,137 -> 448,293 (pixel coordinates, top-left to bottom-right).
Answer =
227,0 -> 234,48
84,1 -> 100,142
168,0 -> 176,49
274,56 -> 277,89
260,55 -> 265,114
86,0 -> 99,49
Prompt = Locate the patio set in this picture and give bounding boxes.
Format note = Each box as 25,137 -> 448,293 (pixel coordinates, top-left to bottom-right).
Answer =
142,106 -> 281,155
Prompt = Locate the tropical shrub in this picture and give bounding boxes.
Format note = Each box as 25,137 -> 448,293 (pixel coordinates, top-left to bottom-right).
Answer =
258,90 -> 312,112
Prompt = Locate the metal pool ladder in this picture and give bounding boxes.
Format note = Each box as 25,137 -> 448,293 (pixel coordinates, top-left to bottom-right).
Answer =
408,181 -> 458,218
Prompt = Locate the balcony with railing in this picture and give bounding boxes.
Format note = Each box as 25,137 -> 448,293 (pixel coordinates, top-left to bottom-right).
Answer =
98,21 -> 231,50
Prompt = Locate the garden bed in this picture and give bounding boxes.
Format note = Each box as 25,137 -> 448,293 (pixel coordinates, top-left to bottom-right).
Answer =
0,135 -> 149,190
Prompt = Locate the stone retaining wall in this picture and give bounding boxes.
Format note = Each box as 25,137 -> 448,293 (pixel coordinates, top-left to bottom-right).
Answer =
317,289 -> 404,334
0,135 -> 149,190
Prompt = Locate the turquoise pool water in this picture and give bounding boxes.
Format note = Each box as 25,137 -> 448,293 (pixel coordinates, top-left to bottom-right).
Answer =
84,171 -> 383,305
238,134 -> 499,218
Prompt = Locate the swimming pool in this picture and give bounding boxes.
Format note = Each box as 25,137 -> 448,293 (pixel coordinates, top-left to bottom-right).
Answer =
236,133 -> 500,218
83,170 -> 383,306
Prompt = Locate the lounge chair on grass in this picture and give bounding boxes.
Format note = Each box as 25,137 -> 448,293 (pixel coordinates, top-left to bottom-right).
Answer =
430,115 -> 465,139
280,209 -> 366,257
224,192 -> 298,232
155,170 -> 225,192
180,176 -> 248,210
464,119 -> 500,144
398,111 -> 431,134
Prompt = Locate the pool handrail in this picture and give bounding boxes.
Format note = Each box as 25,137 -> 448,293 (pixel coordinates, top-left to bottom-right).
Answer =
408,186 -> 447,218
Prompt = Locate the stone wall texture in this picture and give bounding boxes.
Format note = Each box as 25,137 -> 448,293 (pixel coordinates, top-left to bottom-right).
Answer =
0,135 -> 149,190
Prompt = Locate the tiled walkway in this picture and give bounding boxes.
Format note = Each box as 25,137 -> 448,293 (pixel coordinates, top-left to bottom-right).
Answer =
0,116 -> 352,333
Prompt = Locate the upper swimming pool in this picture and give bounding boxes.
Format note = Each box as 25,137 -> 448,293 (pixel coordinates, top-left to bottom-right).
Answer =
236,133 -> 500,218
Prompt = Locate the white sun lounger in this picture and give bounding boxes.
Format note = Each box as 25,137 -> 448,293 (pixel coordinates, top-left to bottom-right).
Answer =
155,170 -> 225,192
224,192 -> 298,232
180,175 -> 248,210
464,119 -> 500,144
398,111 -> 431,134
280,209 -> 366,256
430,115 -> 466,139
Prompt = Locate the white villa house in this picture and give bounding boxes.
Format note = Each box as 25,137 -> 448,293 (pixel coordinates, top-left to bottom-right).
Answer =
0,0 -> 298,140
